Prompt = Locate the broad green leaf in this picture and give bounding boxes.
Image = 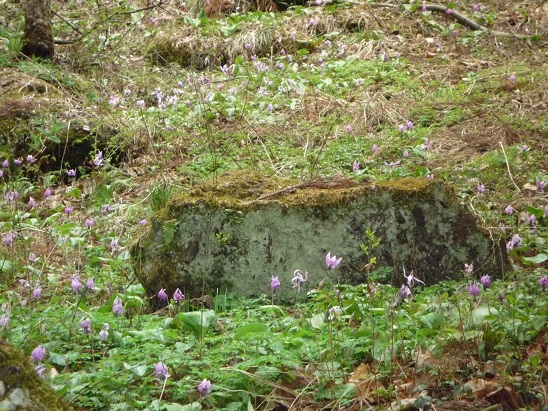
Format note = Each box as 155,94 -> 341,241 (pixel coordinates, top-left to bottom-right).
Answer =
175,341 -> 195,353
178,310 -> 216,340
0,259 -> 12,272
309,313 -> 324,329
48,352 -> 67,366
234,323 -> 270,341
259,305 -> 284,316
472,306 -> 498,322
522,253 -> 548,265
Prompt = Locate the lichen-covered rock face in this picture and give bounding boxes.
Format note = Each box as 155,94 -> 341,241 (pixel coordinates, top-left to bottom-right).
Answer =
131,172 -> 510,302
0,340 -> 73,411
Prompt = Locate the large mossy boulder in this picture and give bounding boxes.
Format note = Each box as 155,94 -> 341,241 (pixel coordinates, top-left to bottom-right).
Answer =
0,340 -> 73,410
131,172 -> 509,302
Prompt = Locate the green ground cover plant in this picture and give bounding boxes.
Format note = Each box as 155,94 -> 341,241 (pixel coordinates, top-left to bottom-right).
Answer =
0,0 -> 547,409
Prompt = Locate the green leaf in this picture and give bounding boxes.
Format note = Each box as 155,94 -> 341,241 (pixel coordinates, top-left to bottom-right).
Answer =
0,259 -> 12,272
46,134 -> 61,144
472,306 -> 498,322
259,305 -> 284,316
178,310 -> 216,340
234,323 -> 270,341
309,313 -> 325,329
255,366 -> 280,380
124,363 -> 148,377
175,341 -> 195,353
163,219 -> 179,246
522,253 -> 548,265
48,352 -> 67,366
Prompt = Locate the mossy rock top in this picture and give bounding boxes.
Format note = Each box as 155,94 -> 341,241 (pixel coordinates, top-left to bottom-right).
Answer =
170,170 -> 435,210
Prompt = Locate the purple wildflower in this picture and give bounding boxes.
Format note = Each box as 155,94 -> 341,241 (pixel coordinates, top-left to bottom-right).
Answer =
112,297 -> 123,316
85,218 -> 94,228
29,252 -> 39,263
14,158 -> 22,166
4,232 -> 16,247
291,269 -> 308,292
99,323 -> 109,340
270,276 -> 281,290
71,275 -> 82,292
101,204 -> 110,215
394,284 -> 412,305
35,365 -> 46,379
406,120 -> 414,129
536,178 -> 545,192
93,151 -> 104,167
476,183 -> 486,193
197,379 -> 212,396
33,286 -> 42,300
509,74 -> 516,83
6,191 -> 18,204
28,197 -> 36,209
44,187 -> 52,198
31,345 -> 46,362
173,288 -> 184,301
155,361 -> 169,380
158,288 -> 168,302
527,214 -> 537,227
2,159 -> 8,168
403,150 -> 409,158
26,154 -> 36,163
345,125 -> 352,132
80,318 -> 92,334
468,282 -> 480,298
86,278 -> 95,291
0,314 -> 9,327
67,169 -> 76,177
352,161 -> 360,172
480,274 -> 491,288
539,276 -> 548,288
65,204 -> 74,215
511,234 -> 522,247
504,205 -> 514,215
325,252 -> 342,270
139,219 -> 147,225
404,269 -> 424,287
110,238 -> 119,250
371,144 -> 379,154
398,124 -> 406,132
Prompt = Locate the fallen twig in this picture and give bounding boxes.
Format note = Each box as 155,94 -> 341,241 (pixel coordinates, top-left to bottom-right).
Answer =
308,1 -> 532,39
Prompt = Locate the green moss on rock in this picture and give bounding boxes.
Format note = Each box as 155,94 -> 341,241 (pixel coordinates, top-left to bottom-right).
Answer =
0,340 -> 74,411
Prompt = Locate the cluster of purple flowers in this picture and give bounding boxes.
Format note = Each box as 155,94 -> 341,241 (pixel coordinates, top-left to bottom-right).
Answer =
153,361 -> 211,395
398,120 -> 414,132
157,288 -> 185,303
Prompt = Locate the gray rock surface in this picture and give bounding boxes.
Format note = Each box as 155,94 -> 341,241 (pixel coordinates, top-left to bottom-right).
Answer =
131,172 -> 510,302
